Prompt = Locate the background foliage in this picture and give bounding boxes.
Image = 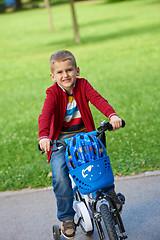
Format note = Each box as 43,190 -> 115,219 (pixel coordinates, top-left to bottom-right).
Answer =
0,0 -> 160,191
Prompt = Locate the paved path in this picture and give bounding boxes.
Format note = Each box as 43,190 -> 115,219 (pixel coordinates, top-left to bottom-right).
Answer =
0,173 -> 160,240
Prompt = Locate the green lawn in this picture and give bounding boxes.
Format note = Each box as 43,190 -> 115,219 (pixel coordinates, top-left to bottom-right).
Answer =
0,0 -> 160,191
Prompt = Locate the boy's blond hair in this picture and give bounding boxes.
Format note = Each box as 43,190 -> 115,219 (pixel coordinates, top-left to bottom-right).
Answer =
50,50 -> 77,72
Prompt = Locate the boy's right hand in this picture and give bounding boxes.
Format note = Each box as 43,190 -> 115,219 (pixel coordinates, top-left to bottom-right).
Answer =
39,139 -> 51,154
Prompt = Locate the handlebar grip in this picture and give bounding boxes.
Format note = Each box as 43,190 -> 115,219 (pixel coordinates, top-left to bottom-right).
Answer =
122,119 -> 125,128
38,143 -> 41,151
107,119 -> 125,131
38,143 -> 45,154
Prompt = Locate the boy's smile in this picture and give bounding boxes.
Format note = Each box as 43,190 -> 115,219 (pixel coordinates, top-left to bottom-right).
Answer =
50,59 -> 80,94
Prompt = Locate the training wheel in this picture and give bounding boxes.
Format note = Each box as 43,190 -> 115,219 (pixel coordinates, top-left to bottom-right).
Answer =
74,201 -> 94,236
53,224 -> 61,240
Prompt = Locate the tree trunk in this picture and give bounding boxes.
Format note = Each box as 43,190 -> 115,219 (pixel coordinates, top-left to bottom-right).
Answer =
15,0 -> 22,10
44,0 -> 54,32
70,0 -> 80,43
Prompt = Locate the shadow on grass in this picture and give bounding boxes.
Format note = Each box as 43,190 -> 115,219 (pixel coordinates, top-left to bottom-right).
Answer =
101,0 -> 160,5
46,22 -> 160,48
60,16 -> 133,31
82,22 -> 160,45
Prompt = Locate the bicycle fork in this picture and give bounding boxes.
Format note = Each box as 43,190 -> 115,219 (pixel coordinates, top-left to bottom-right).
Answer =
94,213 -> 105,240
88,198 -> 110,240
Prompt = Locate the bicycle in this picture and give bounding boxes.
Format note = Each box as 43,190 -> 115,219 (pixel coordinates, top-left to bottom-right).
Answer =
39,120 -> 127,240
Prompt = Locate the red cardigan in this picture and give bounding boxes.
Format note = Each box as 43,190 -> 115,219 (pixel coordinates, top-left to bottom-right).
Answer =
38,78 -> 117,161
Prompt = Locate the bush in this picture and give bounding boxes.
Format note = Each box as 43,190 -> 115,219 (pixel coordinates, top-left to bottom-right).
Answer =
0,3 -> 6,12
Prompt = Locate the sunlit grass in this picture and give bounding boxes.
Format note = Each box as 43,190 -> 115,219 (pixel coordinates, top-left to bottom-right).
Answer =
0,0 -> 160,190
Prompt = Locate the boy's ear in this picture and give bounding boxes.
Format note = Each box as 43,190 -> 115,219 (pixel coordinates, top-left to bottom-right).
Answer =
76,67 -> 80,76
50,73 -> 56,82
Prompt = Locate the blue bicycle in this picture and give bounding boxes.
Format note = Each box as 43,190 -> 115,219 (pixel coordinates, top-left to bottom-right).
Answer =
39,120 -> 127,240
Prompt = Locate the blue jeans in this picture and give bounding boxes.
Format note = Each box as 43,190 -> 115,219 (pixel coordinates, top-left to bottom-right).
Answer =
50,146 -> 75,222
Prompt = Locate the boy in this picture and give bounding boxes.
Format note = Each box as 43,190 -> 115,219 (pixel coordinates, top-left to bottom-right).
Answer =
38,50 -> 123,239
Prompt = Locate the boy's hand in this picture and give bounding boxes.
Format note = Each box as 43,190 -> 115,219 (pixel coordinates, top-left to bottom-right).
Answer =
110,116 -> 122,131
39,139 -> 51,154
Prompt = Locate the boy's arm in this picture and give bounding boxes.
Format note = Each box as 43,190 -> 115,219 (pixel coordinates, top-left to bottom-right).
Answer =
38,89 -> 55,152
85,80 -> 122,130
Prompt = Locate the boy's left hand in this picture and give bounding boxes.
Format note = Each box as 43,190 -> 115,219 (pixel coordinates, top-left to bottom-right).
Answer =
110,115 -> 122,131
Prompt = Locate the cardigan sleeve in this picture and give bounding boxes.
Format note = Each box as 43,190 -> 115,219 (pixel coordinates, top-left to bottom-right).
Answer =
38,88 -> 56,140
84,79 -> 117,119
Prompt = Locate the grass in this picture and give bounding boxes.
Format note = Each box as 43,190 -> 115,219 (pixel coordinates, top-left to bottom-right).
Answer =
0,0 -> 160,191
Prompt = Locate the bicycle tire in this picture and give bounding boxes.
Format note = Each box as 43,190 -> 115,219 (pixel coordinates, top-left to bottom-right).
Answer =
53,225 -> 60,240
100,204 -> 118,240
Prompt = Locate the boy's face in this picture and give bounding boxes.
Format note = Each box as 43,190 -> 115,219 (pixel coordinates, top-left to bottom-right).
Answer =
50,59 -> 80,94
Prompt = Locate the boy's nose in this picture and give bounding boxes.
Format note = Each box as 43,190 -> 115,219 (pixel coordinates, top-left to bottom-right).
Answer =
64,71 -> 69,77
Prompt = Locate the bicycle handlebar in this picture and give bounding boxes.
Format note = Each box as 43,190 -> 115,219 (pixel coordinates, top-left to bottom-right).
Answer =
38,139 -> 67,154
38,119 -> 125,153
97,119 -> 125,135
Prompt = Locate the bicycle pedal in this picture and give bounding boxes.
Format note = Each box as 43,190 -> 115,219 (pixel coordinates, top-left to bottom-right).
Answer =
117,193 -> 125,204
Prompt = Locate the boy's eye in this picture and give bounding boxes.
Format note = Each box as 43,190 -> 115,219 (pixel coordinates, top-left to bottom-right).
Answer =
67,68 -> 73,72
57,71 -> 62,74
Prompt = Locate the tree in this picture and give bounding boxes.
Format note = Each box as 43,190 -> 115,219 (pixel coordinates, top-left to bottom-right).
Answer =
14,0 -> 79,43
70,0 -> 80,43
15,0 -> 22,10
44,0 -> 54,32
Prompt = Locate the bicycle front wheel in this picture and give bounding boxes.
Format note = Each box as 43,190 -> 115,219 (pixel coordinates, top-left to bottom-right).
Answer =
100,204 -> 118,240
